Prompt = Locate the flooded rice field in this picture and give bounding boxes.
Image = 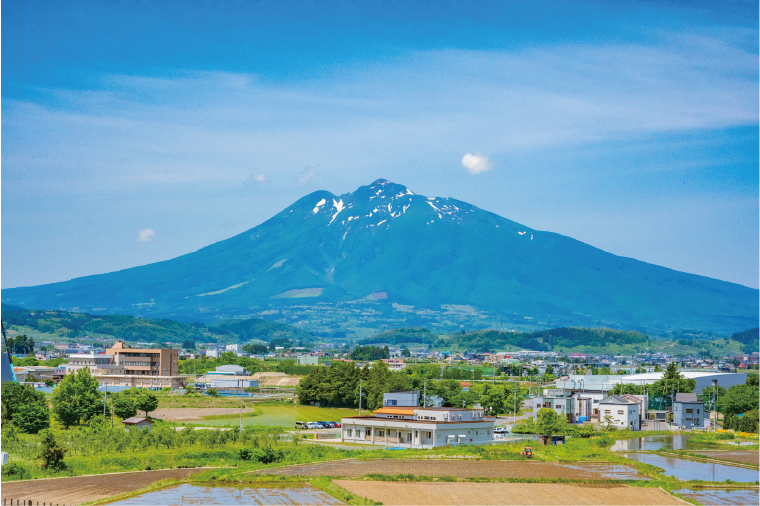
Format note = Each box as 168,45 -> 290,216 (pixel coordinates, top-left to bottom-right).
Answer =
674,488 -> 760,505
256,458 -> 647,480
610,434 -> 693,451
108,483 -> 343,505
623,453 -> 760,482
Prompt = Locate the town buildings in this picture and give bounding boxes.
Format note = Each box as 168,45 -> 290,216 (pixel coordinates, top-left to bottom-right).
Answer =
105,341 -> 179,377
672,393 -> 709,429
599,395 -> 640,430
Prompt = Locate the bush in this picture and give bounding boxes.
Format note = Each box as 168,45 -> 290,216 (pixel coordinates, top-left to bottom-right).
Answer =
238,448 -> 253,461
40,430 -> 67,470
14,402 -> 50,434
254,446 -> 284,464
1,463 -> 29,480
207,388 -> 220,397
716,432 -> 735,440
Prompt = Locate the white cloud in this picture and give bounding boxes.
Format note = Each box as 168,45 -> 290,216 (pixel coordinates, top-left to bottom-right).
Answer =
298,166 -> 316,184
137,229 -> 156,242
461,153 -> 493,174
245,173 -> 269,185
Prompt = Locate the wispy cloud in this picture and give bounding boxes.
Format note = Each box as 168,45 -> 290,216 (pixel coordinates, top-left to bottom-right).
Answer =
298,166 -> 316,184
245,173 -> 269,185
3,30 -> 755,198
137,229 -> 156,242
461,153 -> 492,174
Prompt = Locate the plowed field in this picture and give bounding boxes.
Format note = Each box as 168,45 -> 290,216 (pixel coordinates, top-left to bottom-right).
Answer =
335,481 -> 684,505
257,459 -> 647,480
1,468 -> 213,505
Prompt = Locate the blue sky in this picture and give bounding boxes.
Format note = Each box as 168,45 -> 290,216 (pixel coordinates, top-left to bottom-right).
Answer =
2,0 -> 758,289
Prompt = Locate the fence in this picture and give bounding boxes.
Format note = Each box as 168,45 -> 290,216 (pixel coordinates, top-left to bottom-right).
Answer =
3,500 -> 67,506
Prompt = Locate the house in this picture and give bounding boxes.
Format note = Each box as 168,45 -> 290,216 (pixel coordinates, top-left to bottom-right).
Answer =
341,405 -> 495,448
381,358 -> 406,371
122,417 -> 154,431
672,393 -> 708,429
225,344 -> 243,353
599,395 -> 640,430
533,390 -> 575,422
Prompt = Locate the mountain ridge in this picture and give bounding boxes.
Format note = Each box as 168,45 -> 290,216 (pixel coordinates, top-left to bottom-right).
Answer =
3,179 -> 757,334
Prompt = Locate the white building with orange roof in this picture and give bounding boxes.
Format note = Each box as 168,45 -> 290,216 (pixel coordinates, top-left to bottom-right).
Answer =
341,404 -> 496,448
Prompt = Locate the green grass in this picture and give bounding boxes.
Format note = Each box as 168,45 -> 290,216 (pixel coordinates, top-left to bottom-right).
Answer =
183,403 -> 359,427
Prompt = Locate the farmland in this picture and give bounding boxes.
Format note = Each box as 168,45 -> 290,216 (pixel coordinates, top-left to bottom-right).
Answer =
181,403 -> 358,427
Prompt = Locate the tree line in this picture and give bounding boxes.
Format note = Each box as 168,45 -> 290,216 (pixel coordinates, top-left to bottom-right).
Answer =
296,361 -> 524,415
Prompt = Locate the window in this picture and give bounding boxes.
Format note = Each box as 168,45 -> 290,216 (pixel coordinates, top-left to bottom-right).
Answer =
685,409 -> 693,414
377,430 -> 384,437
346,429 -> 353,437
604,410 -> 610,414
618,410 -> 624,415
555,405 -> 562,409
425,431 -> 432,438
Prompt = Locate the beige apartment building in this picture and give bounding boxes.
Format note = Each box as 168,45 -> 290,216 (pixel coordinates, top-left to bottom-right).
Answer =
106,341 -> 179,377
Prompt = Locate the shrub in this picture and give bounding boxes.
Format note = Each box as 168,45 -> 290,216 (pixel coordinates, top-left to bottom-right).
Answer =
207,388 -> 220,397
1,463 -> 29,479
40,430 -> 67,470
14,402 -> 50,434
716,432 -> 735,440
238,448 -> 253,461
255,446 -> 284,464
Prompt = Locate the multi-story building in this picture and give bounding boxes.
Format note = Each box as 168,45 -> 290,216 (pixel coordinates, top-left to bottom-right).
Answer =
105,341 -> 179,377
64,354 -> 123,375
381,358 -> 406,371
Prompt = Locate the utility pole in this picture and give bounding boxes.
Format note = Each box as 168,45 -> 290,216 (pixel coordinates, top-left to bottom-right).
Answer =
239,378 -> 243,431
359,379 -> 362,416
424,378 -> 427,408
513,382 -> 517,427
103,383 -> 108,416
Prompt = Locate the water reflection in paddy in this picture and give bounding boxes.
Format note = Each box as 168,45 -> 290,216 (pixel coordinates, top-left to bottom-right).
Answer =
674,488 -> 759,505
623,453 -> 760,483
108,483 -> 343,505
610,435 -> 693,451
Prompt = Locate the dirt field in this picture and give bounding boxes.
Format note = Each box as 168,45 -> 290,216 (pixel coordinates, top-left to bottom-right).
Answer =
694,451 -> 760,465
0,468 -> 213,505
150,407 -> 257,421
334,481 -> 685,505
258,459 -> 647,480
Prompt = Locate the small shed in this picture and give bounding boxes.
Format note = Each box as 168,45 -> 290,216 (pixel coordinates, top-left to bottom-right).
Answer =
122,417 -> 154,432
538,435 -> 565,446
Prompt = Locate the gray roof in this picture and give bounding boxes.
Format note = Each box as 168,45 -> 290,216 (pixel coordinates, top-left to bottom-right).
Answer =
599,395 -> 636,405
675,393 -> 700,403
122,417 -> 154,424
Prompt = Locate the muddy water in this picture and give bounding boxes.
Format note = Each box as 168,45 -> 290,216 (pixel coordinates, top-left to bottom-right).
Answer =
107,483 -> 343,505
610,434 -> 693,451
674,488 -> 759,505
623,453 -> 760,483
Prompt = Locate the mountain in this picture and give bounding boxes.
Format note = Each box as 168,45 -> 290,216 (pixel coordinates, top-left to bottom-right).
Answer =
3,179 -> 757,335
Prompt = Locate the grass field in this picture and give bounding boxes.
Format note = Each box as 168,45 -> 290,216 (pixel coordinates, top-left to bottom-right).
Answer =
182,403 -> 360,427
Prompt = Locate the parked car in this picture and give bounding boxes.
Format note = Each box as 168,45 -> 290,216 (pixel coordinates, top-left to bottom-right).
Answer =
318,421 -> 336,428
334,422 -> 341,428
305,422 -> 322,430
295,421 -> 309,430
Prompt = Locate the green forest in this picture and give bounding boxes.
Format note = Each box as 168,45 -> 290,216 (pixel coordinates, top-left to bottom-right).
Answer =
359,327 -> 437,345
1,305 -> 311,346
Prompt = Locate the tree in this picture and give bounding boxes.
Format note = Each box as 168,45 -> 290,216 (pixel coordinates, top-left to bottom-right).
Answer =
1,382 -> 48,424
545,364 -> 554,376
746,374 -> 759,387
15,357 -> 40,366
654,364 -> 662,372
113,395 -> 137,419
717,384 -> 759,416
663,362 -> 682,380
602,414 -> 617,431
135,391 -> 159,417
401,348 -> 411,358
535,408 -> 567,435
219,351 -> 238,364
14,402 -> 50,434
182,339 -> 195,349
635,367 -> 647,374
39,430 -> 67,470
206,388 -> 220,398
243,343 -> 269,355
51,368 -> 101,428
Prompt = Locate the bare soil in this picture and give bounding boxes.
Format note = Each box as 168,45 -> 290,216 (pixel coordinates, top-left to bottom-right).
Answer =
150,407 -> 256,421
335,481 -> 685,505
694,451 -> 760,465
0,468 -> 212,505
258,459 -> 647,480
